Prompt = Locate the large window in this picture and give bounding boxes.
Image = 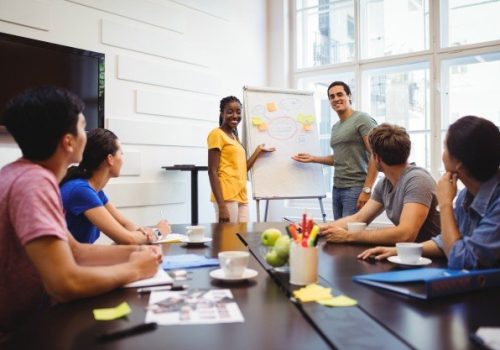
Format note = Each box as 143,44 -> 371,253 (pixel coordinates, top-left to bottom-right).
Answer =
294,0 -> 500,196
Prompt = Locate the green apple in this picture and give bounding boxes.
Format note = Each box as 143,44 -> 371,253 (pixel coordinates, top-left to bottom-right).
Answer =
274,235 -> 290,259
261,228 -> 282,246
265,249 -> 287,267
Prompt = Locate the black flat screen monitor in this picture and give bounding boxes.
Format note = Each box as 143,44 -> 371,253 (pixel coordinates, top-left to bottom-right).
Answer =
0,32 -> 104,131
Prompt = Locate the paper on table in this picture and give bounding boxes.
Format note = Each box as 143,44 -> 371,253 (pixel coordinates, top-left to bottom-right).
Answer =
93,302 -> 131,321
475,327 -> 500,350
293,284 -> 333,302
155,233 -> 185,244
123,267 -> 173,288
145,289 -> 244,326
317,295 -> 358,307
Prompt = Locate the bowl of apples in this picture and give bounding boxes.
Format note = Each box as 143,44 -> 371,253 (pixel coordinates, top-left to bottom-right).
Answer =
260,228 -> 290,273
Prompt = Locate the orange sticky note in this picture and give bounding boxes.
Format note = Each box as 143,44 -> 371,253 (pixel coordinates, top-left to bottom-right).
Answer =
258,122 -> 268,131
266,102 -> 277,112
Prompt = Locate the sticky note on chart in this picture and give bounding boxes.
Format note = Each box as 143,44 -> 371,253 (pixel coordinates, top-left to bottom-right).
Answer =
303,123 -> 313,131
252,117 -> 263,125
257,122 -> 268,131
297,114 -> 315,124
266,102 -> 277,112
93,302 -> 131,321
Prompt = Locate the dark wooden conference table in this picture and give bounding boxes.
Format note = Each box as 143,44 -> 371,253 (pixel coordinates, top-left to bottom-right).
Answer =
9,222 -> 500,350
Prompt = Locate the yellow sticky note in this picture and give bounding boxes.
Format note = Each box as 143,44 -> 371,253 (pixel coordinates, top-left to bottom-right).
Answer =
317,295 -> 358,307
266,102 -> 277,112
304,115 -> 315,123
252,117 -> 263,126
293,284 -> 333,302
93,302 -> 131,321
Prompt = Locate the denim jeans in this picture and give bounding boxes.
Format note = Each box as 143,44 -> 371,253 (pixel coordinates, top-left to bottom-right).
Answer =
332,186 -> 362,220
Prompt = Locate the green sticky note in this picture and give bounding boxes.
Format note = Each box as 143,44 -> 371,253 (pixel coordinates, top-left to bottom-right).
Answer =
93,302 -> 131,321
317,295 -> 358,307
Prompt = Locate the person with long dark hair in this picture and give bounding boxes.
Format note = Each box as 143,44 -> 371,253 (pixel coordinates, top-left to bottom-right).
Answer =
359,116 -> 500,269
207,96 -> 275,223
61,128 -> 170,244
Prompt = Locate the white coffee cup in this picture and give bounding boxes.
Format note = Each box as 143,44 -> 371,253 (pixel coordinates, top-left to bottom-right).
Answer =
347,222 -> 367,232
396,242 -> 423,264
218,251 -> 249,278
186,225 -> 204,242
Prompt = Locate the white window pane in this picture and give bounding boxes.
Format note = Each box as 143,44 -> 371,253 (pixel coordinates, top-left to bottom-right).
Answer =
440,52 -> 500,163
441,52 -> 500,127
296,0 -> 355,68
360,0 -> 429,59
441,0 -> 500,47
362,62 -> 431,167
408,132 -> 431,169
296,0 -> 320,10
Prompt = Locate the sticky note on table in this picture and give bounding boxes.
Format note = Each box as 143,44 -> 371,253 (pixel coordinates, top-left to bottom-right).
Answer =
266,102 -> 277,112
293,284 -> 333,302
317,295 -> 358,307
93,302 -> 131,321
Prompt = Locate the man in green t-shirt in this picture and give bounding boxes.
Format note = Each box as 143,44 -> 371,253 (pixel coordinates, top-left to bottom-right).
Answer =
293,81 -> 378,219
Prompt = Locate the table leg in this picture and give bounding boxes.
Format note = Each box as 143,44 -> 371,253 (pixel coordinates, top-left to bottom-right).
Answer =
191,170 -> 198,224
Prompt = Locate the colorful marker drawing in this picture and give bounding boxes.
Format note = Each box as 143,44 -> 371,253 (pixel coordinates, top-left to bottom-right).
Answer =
267,116 -> 298,140
249,101 -> 315,139
279,97 -> 301,112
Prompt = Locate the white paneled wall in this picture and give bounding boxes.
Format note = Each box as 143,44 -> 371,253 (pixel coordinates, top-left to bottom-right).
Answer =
0,0 -> 268,226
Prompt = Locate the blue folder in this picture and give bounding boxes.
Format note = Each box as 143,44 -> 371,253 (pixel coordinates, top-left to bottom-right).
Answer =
162,254 -> 219,270
353,268 -> 500,300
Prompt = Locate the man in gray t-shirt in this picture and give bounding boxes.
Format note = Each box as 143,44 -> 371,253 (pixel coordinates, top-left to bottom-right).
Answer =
320,123 -> 441,245
293,81 -> 378,220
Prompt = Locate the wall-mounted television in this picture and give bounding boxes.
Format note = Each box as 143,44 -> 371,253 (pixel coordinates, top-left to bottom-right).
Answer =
0,32 -> 104,132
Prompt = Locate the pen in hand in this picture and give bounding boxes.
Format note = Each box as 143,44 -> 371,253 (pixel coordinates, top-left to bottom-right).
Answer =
97,322 -> 158,342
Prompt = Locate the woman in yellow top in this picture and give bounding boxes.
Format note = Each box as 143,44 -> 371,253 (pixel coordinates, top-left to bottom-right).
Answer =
208,96 -> 275,223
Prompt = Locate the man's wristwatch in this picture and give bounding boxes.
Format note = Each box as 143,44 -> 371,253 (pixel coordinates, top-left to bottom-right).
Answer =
362,187 -> 372,194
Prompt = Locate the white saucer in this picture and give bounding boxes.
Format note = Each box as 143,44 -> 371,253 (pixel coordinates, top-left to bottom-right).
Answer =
182,237 -> 212,245
388,256 -> 432,266
209,268 -> 258,281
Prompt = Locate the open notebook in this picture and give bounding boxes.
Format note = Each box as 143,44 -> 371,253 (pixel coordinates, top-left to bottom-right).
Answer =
123,267 -> 173,288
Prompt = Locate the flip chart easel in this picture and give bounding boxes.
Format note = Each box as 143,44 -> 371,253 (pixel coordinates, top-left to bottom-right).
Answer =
243,86 -> 327,222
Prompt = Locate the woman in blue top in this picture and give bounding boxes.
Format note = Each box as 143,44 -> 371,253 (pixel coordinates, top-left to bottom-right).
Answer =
359,116 -> 500,269
60,128 -> 170,244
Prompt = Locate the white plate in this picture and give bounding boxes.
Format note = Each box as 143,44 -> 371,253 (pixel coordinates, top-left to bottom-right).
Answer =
209,268 -> 258,281
387,256 -> 432,266
182,237 -> 212,245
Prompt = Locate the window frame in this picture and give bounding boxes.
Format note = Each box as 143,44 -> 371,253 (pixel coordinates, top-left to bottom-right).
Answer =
288,0 -> 500,211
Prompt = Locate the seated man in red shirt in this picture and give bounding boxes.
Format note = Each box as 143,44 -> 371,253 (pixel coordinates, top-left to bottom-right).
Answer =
0,86 -> 161,344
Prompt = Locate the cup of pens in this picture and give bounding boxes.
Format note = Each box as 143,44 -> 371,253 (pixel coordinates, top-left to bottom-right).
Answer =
287,214 -> 320,286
